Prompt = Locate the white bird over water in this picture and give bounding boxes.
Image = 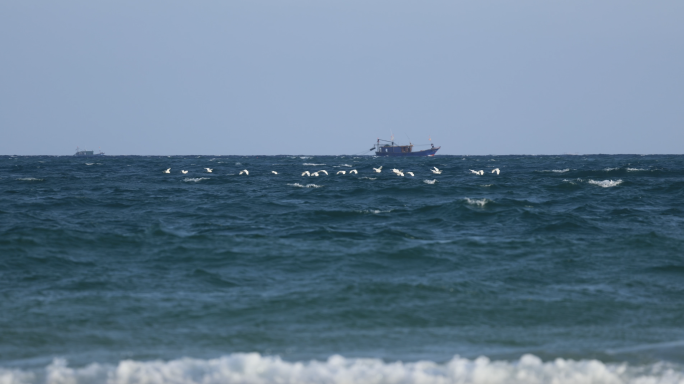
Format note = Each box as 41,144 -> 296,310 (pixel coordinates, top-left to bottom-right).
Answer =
164,168 -> 171,173
319,170 -> 328,175
205,168 -> 213,173
373,166 -> 382,173
470,170 -> 484,175
239,170 -> 249,175
407,172 -> 414,177
492,168 -> 500,175
350,170 -> 358,174
337,171 -> 346,175
431,167 -> 442,175
181,170 -> 188,174
272,171 -> 278,175
302,171 -> 310,177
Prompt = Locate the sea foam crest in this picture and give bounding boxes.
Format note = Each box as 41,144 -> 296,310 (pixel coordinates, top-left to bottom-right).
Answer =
464,198 -> 489,207
1,354 -> 681,384
183,178 -> 210,182
288,183 -> 322,188
588,179 -> 623,188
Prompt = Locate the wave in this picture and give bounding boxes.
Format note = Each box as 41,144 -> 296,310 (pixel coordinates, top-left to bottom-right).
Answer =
15,178 -> 43,181
183,178 -> 210,182
464,198 -> 489,207
288,183 -> 323,188
423,179 -> 437,184
1,354 -> 681,384
588,179 -> 623,188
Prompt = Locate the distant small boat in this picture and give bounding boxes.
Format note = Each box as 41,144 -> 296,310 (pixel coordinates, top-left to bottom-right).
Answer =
74,147 -> 105,156
372,138 -> 440,157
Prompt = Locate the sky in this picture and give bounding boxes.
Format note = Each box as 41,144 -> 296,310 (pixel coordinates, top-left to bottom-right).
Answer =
1,1 -> 683,155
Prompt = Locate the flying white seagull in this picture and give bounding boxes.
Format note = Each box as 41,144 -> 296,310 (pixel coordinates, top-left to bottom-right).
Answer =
181,170 -> 188,174
205,168 -> 213,173
164,168 -> 171,174
373,166 -> 382,173
337,171 -> 346,175
470,170 -> 484,175
350,170 -> 358,174
302,171 -> 310,177
492,168 -> 500,175
239,170 -> 249,175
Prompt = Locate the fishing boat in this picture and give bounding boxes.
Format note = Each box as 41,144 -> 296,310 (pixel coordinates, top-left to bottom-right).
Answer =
371,139 -> 440,157
74,147 -> 105,156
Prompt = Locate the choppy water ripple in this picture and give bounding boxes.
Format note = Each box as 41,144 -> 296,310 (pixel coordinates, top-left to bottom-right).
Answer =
1,155 -> 683,374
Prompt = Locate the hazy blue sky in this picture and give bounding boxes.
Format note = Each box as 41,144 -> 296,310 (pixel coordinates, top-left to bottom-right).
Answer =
1,1 -> 683,155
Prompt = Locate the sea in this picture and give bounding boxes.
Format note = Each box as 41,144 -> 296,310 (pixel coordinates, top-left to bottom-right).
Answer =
1,154 -> 683,384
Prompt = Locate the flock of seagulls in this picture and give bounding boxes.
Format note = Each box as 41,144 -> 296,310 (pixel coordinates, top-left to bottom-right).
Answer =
165,166 -> 502,177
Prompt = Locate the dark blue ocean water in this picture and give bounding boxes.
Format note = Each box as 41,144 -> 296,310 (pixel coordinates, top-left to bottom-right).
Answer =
1,155 -> 683,383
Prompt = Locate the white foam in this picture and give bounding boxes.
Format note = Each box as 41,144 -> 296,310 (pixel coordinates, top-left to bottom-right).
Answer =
302,163 -> 326,166
588,179 -> 623,188
464,198 -> 489,207
183,178 -> 210,182
1,354 -> 681,384
288,183 -> 322,188
423,179 -> 438,184
15,178 -> 43,181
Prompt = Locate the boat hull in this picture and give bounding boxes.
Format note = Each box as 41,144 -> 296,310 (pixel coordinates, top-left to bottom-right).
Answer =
375,147 -> 440,157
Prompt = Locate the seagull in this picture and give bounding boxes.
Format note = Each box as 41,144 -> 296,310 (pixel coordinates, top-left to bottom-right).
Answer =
407,172 -> 414,177
350,170 -> 358,174
470,170 -> 484,175
302,171 -> 310,177
164,168 -> 171,173
337,171 -> 346,175
492,168 -> 500,175
181,170 -> 188,174
272,171 -> 278,175
373,166 -> 382,173
205,168 -> 213,173
431,167 -> 442,175
239,170 -> 249,175
311,172 -> 319,177
318,170 -> 328,175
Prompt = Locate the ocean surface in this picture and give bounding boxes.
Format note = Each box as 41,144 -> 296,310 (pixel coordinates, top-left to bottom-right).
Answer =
1,154 -> 683,383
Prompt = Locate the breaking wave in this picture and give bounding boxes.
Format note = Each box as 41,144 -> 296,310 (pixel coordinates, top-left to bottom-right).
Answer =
464,198 -> 490,207
1,354 -> 681,384
588,179 -> 623,188
288,183 -> 323,188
